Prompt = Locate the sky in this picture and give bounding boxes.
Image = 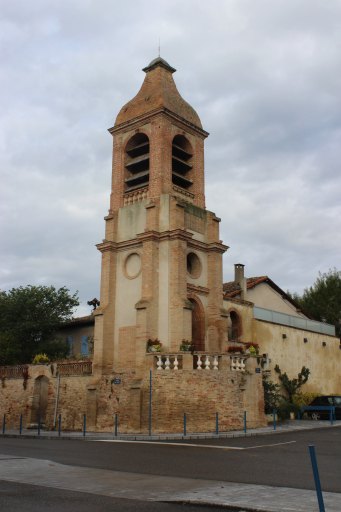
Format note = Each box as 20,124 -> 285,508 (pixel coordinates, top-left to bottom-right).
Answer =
1,0 -> 340,316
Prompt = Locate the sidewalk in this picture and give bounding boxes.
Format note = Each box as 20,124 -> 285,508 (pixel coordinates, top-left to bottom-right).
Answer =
0,452 -> 340,512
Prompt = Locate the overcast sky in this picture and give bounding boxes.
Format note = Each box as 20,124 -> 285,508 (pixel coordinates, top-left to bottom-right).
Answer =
1,0 -> 340,316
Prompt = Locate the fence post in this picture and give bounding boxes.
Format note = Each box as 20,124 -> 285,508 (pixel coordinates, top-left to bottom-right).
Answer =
58,414 -> 61,437
114,413 -> 118,437
183,413 -> 187,436
148,369 -> 152,437
215,412 -> 219,435
273,409 -> 277,431
37,415 -> 41,436
329,407 -> 333,426
19,414 -> 23,435
309,445 -> 325,512
2,414 -> 6,434
83,414 -> 86,437
243,411 -> 247,434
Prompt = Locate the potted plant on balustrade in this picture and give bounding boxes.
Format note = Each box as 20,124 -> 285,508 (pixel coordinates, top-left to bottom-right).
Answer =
227,346 -> 245,355
245,342 -> 259,356
146,338 -> 163,353
179,339 -> 194,352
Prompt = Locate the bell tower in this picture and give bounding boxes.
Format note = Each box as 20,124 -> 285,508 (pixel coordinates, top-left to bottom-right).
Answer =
93,57 -> 228,374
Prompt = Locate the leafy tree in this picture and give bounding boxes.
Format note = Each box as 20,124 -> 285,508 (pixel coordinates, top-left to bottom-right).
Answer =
290,268 -> 341,337
262,374 -> 281,414
0,285 -> 79,365
274,365 -> 310,403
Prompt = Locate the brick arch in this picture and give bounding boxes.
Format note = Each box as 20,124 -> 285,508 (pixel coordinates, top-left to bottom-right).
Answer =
227,309 -> 242,341
123,131 -> 150,152
188,296 -> 205,351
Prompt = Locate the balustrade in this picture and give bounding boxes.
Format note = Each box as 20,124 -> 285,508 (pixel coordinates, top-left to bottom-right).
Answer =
57,361 -> 93,376
0,365 -> 28,379
156,354 -> 182,370
154,353 -> 227,371
229,356 -> 246,372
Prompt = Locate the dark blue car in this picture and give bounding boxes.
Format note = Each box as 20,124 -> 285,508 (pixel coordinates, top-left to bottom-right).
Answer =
307,395 -> 341,420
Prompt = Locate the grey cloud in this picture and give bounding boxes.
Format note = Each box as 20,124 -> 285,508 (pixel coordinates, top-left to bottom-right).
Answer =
1,0 -> 341,313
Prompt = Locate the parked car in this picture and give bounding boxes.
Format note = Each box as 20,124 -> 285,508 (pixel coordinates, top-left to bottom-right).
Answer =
306,396 -> 341,420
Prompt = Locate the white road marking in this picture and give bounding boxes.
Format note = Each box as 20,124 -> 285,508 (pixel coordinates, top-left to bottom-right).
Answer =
243,440 -> 297,450
93,439 -> 296,450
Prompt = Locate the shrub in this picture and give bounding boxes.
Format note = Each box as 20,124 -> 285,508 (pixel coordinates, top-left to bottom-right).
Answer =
32,353 -> 50,364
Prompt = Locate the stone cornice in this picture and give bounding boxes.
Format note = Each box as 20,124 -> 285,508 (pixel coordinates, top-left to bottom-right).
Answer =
187,238 -> 229,254
187,284 -> 210,296
96,239 -> 143,253
108,107 -> 209,139
137,229 -> 194,244
97,232 -> 228,254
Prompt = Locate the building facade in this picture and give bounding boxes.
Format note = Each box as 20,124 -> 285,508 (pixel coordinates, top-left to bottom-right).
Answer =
3,58 -> 338,433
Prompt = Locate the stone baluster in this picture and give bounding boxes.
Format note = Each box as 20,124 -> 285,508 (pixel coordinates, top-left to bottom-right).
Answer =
213,355 -> 219,370
173,355 -> 179,370
204,355 -> 210,370
156,355 -> 163,371
197,355 -> 203,370
230,356 -> 237,371
165,356 -> 171,370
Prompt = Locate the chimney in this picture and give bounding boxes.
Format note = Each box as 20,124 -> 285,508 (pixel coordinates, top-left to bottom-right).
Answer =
234,263 -> 247,300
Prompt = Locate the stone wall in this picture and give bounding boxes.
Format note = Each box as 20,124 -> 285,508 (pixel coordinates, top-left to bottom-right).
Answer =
0,363 -> 92,431
254,320 -> 341,394
0,355 -> 266,434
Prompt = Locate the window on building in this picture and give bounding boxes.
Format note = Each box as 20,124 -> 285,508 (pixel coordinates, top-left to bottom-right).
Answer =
81,335 -> 89,357
172,135 -> 193,190
66,336 -> 73,357
125,133 -> 150,192
228,311 -> 242,341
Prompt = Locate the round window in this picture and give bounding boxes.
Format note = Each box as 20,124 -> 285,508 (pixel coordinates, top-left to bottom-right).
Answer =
187,252 -> 201,278
124,253 -> 142,279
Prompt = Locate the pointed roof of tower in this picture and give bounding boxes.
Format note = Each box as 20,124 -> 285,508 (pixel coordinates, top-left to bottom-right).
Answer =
114,57 -> 203,129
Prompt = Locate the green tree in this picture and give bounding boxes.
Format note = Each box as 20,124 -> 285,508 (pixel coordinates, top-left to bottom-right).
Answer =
290,268 -> 341,337
274,365 -> 310,403
262,374 -> 281,414
0,285 -> 79,365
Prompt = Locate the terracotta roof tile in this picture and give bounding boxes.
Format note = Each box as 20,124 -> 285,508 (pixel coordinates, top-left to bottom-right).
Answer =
114,57 -> 202,129
223,276 -> 268,298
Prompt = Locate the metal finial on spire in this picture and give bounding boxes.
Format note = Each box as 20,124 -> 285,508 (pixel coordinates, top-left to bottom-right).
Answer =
158,37 -> 161,57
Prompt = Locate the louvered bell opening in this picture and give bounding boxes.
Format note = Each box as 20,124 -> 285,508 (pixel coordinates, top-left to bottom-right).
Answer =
125,133 -> 150,192
172,135 -> 193,189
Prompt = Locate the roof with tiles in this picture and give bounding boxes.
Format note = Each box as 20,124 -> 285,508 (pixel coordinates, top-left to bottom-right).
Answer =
223,276 -> 309,317
223,276 -> 268,298
114,57 -> 203,129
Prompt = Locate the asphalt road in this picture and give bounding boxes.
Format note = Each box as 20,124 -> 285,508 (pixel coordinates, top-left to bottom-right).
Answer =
0,427 -> 340,492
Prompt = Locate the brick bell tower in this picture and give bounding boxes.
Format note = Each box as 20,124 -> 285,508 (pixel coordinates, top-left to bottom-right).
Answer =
93,57 -> 228,375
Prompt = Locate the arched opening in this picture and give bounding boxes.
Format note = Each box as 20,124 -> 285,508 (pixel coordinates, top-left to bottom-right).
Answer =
125,133 -> 150,192
172,135 -> 193,190
228,311 -> 242,341
30,375 -> 49,426
190,298 -> 205,352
